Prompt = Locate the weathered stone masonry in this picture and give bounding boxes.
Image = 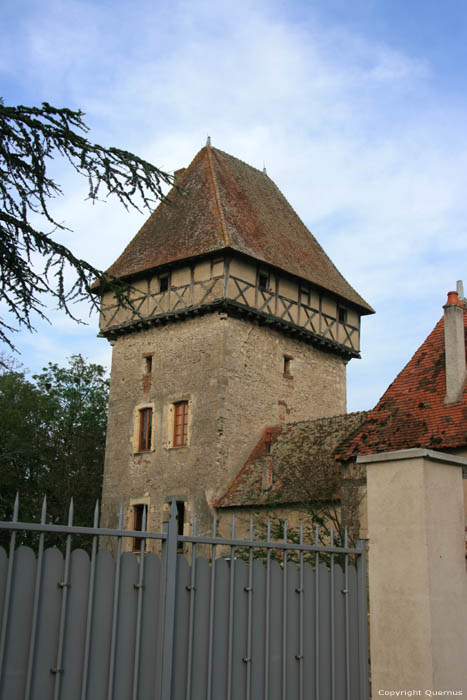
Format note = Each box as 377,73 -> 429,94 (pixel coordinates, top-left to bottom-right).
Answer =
101,311 -> 347,539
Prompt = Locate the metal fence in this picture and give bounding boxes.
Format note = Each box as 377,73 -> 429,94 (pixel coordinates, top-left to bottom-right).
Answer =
0,497 -> 369,700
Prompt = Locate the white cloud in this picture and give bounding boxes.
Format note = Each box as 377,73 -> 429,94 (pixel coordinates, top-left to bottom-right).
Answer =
1,0 -> 466,410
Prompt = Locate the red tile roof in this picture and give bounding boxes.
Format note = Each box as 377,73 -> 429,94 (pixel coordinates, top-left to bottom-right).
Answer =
103,145 -> 373,313
336,306 -> 467,460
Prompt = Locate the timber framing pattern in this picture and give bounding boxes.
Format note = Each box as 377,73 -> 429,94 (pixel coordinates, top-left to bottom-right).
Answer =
99,256 -> 361,359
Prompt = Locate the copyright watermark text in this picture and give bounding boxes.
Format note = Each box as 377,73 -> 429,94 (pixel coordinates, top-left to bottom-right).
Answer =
378,691 -> 463,697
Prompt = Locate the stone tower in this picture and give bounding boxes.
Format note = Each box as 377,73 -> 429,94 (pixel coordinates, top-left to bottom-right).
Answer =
97,144 -> 373,542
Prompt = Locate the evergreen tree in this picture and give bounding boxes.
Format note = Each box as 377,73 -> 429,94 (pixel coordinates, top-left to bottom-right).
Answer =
0,99 -> 173,351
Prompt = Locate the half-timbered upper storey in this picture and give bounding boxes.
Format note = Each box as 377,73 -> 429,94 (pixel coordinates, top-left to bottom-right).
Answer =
97,144 -> 373,358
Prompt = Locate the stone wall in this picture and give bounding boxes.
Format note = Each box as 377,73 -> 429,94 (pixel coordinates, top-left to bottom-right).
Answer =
101,310 -> 347,544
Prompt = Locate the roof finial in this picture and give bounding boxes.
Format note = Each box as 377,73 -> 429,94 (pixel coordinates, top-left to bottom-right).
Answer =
263,162 -> 267,175
206,135 -> 211,147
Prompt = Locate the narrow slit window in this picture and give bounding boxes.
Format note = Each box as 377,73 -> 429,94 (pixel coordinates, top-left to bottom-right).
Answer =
132,504 -> 147,552
176,501 -> 185,551
173,401 -> 188,447
283,355 -> 292,376
145,355 -> 153,374
264,429 -> 272,453
139,407 -> 152,451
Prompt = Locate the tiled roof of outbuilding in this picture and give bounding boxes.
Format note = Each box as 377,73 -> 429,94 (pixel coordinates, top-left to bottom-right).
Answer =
216,412 -> 369,508
103,146 -> 373,313
336,307 -> 467,460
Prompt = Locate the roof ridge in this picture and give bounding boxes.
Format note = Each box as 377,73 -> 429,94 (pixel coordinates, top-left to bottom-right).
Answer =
206,145 -> 230,246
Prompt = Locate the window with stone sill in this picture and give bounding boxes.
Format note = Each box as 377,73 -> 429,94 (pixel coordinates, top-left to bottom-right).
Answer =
138,407 -> 153,451
173,401 -> 188,447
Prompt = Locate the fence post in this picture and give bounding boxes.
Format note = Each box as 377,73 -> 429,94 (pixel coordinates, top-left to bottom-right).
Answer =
356,539 -> 369,700
362,448 -> 467,694
160,499 -> 179,700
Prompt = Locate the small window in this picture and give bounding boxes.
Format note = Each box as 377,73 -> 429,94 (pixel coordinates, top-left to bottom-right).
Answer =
300,286 -> 310,306
176,501 -> 185,551
283,355 -> 293,377
258,272 -> 269,291
139,407 -> 152,451
173,401 -> 188,447
159,274 -> 169,293
145,355 -> 153,374
132,504 -> 147,552
338,307 -> 348,324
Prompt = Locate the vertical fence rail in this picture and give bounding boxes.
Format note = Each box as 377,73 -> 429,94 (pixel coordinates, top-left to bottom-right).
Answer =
24,496 -> 47,700
107,505 -> 124,700
80,501 -> 99,700
185,516 -> 197,700
298,521 -> 304,700
0,493 -> 19,695
356,539 -> 370,700
314,526 -> 320,700
159,500 -> 178,700
0,498 -> 369,700
282,520 -> 288,700
264,518 -> 271,700
206,514 -> 217,700
330,529 -> 335,700
132,506 -> 147,700
245,517 -> 253,700
344,528 -> 351,700
53,499 -> 74,700
226,515 -> 236,700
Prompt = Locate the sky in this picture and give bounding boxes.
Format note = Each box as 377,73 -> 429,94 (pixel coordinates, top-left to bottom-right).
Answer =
1,0 -> 466,411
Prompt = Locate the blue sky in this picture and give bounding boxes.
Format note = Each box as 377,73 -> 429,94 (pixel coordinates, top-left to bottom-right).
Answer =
1,0 -> 466,411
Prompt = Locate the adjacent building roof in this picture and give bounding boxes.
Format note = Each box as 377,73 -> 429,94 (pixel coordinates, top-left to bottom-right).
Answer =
336,306 -> 467,460
103,145 -> 373,314
216,412 -> 369,508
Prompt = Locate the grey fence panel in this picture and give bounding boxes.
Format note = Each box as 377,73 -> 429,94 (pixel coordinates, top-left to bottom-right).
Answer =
250,559 -> 266,700
318,562 -> 332,700
171,555 -> 190,700
268,559 -> 283,700
113,552 -> 139,700
139,553 -> 162,700
285,561 -> 300,700
231,557 -> 248,700
86,551 -> 115,700
302,561 -> 316,700
347,564 -> 360,700
30,547 -> 63,700
1,547 -> 35,699
210,558 -> 229,700
190,556 -> 210,700
60,549 -> 90,700
0,503 -> 369,700
333,563 -> 346,700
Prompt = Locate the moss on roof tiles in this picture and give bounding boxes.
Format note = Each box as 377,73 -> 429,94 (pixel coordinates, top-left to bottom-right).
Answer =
217,412 -> 369,508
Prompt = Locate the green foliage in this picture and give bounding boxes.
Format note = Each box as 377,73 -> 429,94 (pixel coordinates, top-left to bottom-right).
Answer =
0,354 -> 109,548
0,99 -> 174,350
235,512 -> 348,568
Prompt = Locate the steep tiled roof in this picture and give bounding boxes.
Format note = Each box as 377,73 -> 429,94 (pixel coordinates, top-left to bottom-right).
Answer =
216,412 -> 369,508
336,307 -> 467,460
103,146 -> 373,313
